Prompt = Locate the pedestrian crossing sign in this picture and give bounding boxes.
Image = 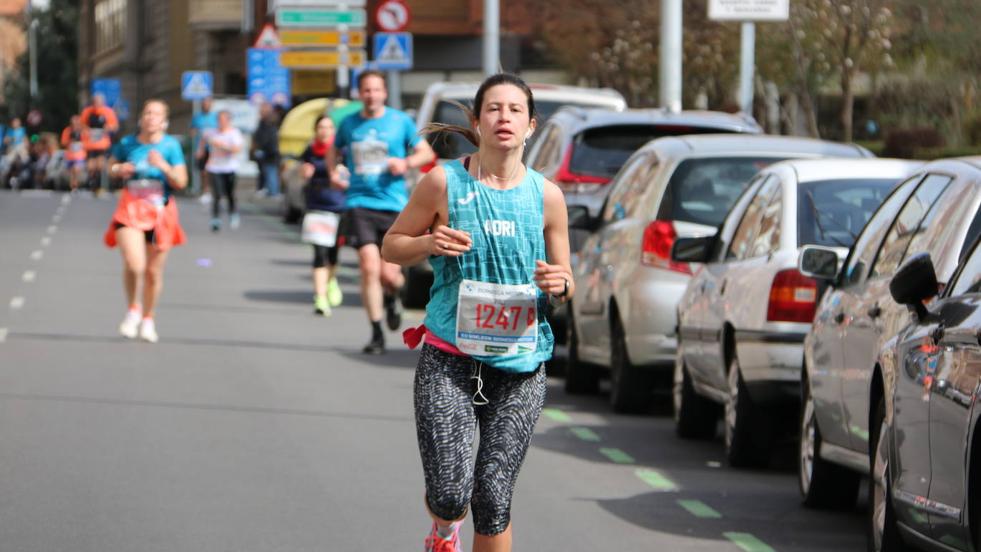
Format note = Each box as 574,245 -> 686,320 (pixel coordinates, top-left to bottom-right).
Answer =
372,32 -> 412,71
181,71 -> 213,101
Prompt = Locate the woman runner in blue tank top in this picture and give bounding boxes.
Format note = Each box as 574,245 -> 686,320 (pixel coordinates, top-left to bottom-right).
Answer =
382,74 -> 574,552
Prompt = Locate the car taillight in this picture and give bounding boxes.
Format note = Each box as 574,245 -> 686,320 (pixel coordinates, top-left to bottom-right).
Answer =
767,269 -> 818,323
641,220 -> 692,274
554,144 -> 610,194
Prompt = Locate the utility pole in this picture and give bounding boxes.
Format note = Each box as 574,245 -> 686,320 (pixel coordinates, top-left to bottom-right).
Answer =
28,3 -> 38,100
738,22 -> 755,114
659,0 -> 682,112
483,0 -> 499,76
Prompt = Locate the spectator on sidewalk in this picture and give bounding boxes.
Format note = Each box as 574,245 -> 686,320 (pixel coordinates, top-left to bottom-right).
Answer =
251,102 -> 281,197
205,110 -> 244,232
191,96 -> 218,204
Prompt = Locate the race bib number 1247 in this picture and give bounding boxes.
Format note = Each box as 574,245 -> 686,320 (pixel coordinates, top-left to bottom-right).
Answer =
456,279 -> 538,356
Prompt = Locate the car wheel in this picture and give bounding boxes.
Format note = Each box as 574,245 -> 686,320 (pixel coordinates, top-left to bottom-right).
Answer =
610,318 -> 652,413
799,372 -> 860,508
724,356 -> 769,467
674,356 -> 718,439
868,398 -> 909,552
564,307 -> 599,395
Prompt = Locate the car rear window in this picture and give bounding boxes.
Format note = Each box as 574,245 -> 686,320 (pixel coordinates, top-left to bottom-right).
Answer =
797,178 -> 899,248
570,125 -> 746,178
427,100 -> 478,159
657,157 -> 781,226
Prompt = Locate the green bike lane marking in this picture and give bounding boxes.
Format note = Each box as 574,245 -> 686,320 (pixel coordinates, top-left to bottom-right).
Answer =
677,499 -> 722,519
635,468 -> 678,492
541,408 -> 572,423
600,447 -> 635,464
724,532 -> 776,552
569,426 -> 600,442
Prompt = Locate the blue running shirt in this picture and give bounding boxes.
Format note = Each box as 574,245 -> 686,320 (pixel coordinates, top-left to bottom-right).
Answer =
334,108 -> 421,213
112,134 -> 186,201
425,159 -> 554,373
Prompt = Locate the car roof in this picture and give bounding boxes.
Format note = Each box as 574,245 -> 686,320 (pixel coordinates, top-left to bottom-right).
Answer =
423,81 -> 626,107
919,156 -> 981,174
639,134 -> 873,159
763,158 -> 924,183
546,106 -> 762,133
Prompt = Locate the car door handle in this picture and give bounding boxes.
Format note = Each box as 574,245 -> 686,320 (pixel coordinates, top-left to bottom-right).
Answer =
932,324 -> 946,345
867,304 -> 881,319
834,312 -> 846,325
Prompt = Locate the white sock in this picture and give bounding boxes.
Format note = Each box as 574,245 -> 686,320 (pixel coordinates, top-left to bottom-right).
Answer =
436,521 -> 461,540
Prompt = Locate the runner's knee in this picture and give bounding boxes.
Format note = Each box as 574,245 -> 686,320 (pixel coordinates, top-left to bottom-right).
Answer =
426,491 -> 469,523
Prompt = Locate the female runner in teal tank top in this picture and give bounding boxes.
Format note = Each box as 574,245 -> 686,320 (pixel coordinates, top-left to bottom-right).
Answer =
382,74 -> 574,552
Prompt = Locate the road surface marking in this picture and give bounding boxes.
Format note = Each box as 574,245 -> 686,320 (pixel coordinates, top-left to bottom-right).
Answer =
600,447 -> 635,464
0,328 -> 7,343
635,469 -> 678,492
61,194 -> 71,204
707,461 -> 722,468
542,408 -> 571,423
10,297 -> 25,310
47,225 -> 57,235
52,214 -> 62,224
22,271 -> 36,283
570,427 -> 600,442
30,250 -> 43,261
677,499 -> 722,519
40,237 -> 51,247
724,533 -> 776,552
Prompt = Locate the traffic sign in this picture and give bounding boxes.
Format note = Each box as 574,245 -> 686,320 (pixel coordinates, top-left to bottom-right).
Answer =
270,0 -> 364,7
246,49 -> 291,107
181,71 -> 214,101
375,0 -> 410,32
280,29 -> 365,47
708,0 -> 789,21
372,32 -> 412,71
253,23 -> 282,48
280,49 -> 366,69
292,70 -> 336,95
90,78 -> 122,107
276,8 -> 366,28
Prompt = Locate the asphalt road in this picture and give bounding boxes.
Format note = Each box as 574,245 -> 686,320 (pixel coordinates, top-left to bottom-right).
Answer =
0,189 -> 868,551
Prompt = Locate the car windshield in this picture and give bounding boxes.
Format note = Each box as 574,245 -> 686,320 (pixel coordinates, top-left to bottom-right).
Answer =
797,178 -> 899,248
570,125 -> 747,178
658,157 -> 782,226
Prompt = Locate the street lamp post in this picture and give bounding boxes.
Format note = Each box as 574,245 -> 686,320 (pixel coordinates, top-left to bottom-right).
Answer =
483,0 -> 499,76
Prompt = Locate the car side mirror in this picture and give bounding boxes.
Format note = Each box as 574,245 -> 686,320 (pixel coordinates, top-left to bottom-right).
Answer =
567,205 -> 598,232
672,235 -> 716,264
799,246 -> 840,281
889,252 -> 939,321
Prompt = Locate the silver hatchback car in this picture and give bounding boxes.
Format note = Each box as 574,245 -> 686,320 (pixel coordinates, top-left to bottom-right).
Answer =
566,135 -> 873,413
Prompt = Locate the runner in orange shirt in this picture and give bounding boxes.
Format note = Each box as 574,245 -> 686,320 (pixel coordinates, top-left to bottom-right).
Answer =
60,115 -> 87,192
81,93 -> 119,192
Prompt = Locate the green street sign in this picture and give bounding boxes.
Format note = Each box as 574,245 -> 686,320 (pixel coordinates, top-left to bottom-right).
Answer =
276,8 -> 367,27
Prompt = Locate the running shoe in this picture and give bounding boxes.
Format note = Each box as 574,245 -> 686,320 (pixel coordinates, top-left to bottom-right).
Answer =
423,522 -> 462,552
384,293 -> 402,331
210,218 -> 221,232
199,193 -> 212,205
118,309 -> 142,339
362,336 -> 385,355
229,213 -> 240,230
327,277 -> 343,307
139,318 -> 159,343
314,295 -> 331,317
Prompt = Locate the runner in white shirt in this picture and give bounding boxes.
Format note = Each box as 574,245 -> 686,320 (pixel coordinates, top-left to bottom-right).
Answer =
205,110 -> 244,231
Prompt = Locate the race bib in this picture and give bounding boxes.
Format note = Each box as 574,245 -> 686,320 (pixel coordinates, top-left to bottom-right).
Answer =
351,135 -> 388,176
89,128 -> 105,142
70,142 -> 84,152
301,210 -> 340,247
456,279 -> 538,356
127,179 -> 165,209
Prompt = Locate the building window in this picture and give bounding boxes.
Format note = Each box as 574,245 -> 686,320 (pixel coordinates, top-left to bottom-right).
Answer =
94,0 -> 125,53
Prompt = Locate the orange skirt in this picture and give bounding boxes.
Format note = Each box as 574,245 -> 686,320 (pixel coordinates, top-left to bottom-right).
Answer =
104,190 -> 186,251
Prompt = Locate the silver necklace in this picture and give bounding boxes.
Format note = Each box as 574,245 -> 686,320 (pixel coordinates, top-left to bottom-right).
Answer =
476,156 -> 520,186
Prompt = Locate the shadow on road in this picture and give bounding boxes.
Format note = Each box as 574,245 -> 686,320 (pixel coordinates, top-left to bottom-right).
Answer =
337,347 -> 418,370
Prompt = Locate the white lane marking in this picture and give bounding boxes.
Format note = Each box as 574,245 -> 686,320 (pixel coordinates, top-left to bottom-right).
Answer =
20,190 -> 54,198
0,328 -> 7,343
61,194 -> 71,204
10,297 -> 25,310
30,250 -> 43,261
40,237 -> 51,247
22,271 -> 36,283
47,225 -> 58,235
52,215 -> 62,224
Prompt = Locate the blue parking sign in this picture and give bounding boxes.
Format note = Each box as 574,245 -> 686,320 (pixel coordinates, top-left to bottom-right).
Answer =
90,78 -> 122,107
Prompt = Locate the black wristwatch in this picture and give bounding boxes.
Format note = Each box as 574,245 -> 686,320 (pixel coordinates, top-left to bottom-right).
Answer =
549,278 -> 569,306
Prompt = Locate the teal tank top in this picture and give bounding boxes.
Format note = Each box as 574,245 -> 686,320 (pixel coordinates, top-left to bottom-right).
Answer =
425,159 -> 554,373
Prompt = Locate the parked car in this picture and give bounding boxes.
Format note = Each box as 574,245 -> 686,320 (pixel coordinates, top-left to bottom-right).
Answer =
671,159 -> 921,466
797,157 -> 981,515
527,107 -> 762,221
565,134 -> 874,413
872,247 -> 981,552
402,81 -> 629,308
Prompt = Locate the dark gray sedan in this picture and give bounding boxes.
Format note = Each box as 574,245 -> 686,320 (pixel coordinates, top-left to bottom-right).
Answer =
873,246 -> 981,551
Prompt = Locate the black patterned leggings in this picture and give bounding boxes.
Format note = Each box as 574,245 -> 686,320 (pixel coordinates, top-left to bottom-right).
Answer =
414,344 -> 547,536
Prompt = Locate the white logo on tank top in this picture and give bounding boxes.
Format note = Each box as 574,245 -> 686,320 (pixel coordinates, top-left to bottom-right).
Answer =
484,219 -> 516,237
458,191 -> 477,205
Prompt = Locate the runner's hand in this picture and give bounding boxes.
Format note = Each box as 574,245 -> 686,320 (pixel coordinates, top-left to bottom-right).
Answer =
147,150 -> 169,171
534,260 -> 571,297
430,225 -> 472,257
387,157 -> 409,176
330,168 -> 349,190
114,162 -> 136,179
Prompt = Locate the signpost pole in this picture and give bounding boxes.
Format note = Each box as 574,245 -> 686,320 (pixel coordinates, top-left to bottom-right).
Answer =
482,0 -> 499,76
191,99 -> 201,195
738,21 -> 755,115
338,65 -> 349,98
660,0 -> 682,112
387,70 -> 401,109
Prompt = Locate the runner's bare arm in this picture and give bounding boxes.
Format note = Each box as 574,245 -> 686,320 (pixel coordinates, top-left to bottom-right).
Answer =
388,140 -> 436,176
382,165 -> 471,266
534,179 -> 574,301
147,150 -> 188,190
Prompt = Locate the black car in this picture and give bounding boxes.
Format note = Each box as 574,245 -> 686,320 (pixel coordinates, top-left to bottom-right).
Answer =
874,246 -> 981,551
